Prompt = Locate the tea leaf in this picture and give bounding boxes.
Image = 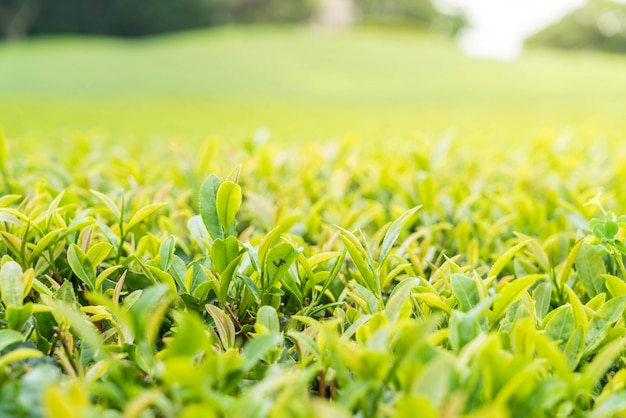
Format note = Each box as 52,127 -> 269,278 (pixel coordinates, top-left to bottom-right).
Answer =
199,174 -> 223,240
126,202 -> 167,232
450,273 -> 480,312
206,303 -> 236,350
491,274 -> 543,323
216,181 -> 242,236
378,206 -> 420,267
575,242 -> 607,298
90,190 -> 121,219
0,261 -> 24,307
67,244 -> 95,290
488,239 -> 531,279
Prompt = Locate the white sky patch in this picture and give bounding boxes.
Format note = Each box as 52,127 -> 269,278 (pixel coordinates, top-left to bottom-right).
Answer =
435,0 -> 586,60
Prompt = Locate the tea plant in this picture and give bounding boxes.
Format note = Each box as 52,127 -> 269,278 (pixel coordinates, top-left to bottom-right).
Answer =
1,128 -> 626,417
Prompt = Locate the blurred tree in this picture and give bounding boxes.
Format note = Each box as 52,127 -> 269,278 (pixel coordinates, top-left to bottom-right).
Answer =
527,0 -> 626,53
0,0 -> 40,39
354,0 -> 465,35
2,0 -> 315,39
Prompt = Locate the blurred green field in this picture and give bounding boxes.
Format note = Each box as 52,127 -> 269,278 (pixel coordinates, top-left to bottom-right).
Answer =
1,26 -> 625,145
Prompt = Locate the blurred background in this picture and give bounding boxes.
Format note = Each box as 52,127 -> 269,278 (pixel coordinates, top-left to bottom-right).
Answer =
1,0 -> 625,145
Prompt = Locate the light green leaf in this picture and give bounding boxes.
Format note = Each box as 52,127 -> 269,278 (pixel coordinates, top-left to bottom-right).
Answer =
86,242 -> 113,266
199,175 -> 223,240
206,303 -> 236,350
90,190 -> 120,219
0,329 -> 23,351
488,239 -> 531,279
584,295 -> 626,355
242,332 -> 282,373
126,202 -> 167,232
575,242 -> 607,298
336,225 -> 377,295
589,391 -> 626,418
159,235 -> 176,272
0,261 -> 24,307
67,244 -> 95,290
543,305 -> 574,346
266,242 -> 302,291
255,305 -> 280,335
215,181 -> 242,235
491,274 -> 544,323
580,337 -> 626,393
450,273 -> 480,312
378,206 -> 420,267
0,348 -> 43,370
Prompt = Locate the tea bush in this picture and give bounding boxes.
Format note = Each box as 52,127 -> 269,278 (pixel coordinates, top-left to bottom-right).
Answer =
1,127 -> 626,417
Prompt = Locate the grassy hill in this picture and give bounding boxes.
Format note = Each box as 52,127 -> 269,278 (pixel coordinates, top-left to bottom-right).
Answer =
1,26 -> 625,146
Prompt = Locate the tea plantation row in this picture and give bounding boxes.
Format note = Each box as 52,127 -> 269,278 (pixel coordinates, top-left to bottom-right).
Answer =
1,130 -> 626,417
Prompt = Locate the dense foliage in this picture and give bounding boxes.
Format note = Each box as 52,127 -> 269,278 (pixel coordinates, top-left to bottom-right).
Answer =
0,0 -> 315,38
1,126 -> 626,417
528,0 -> 626,54
0,0 -> 464,39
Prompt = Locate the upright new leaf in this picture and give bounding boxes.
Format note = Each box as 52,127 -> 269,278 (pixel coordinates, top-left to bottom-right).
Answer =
126,202 -> 167,231
0,261 -> 24,307
575,242 -> 607,298
67,244 -> 95,290
378,206 -> 420,267
199,175 -> 223,240
216,181 -> 242,236
450,273 -> 480,312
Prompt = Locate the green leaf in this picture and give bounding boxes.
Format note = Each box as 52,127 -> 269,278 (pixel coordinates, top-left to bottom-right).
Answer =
564,285 -> 588,334
217,252 -> 245,305
564,326 -> 584,371
533,281 -> 552,319
166,311 -> 211,358
543,305 -> 574,347
205,304 -> 236,350
255,305 -> 279,334
556,239 -> 583,290
384,278 -> 420,322
211,236 -> 240,275
605,221 -> 619,239
90,190 -> 120,219
29,229 -> 62,264
0,348 -> 43,370
45,299 -> 107,358
126,202 -> 167,232
450,273 -> 480,312
336,226 -> 377,295
128,285 -> 171,345
603,273 -> 626,297
575,242 -> 607,298
215,181 -> 242,235
242,332 -> 282,373
0,261 -> 24,307
488,239 -> 532,279
378,206 -> 420,267
584,295 -> 626,355
67,244 -> 95,290
159,235 -> 176,272
266,242 -> 302,291
199,175 -> 223,240
580,337 -> 626,393
0,329 -> 23,351
0,212 -> 21,226
491,274 -> 543,323
86,242 -> 113,266
589,391 -> 626,418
